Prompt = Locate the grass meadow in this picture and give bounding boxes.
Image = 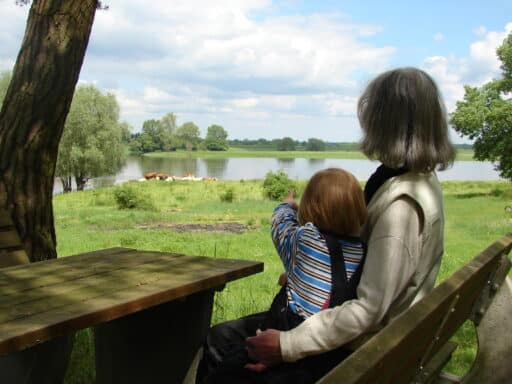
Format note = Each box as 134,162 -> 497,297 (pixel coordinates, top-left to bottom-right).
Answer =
57,178 -> 512,383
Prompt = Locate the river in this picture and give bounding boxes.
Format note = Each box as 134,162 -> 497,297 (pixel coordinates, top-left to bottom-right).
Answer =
54,155 -> 503,194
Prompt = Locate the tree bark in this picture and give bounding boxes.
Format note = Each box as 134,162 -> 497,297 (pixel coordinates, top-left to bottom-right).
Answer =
75,175 -> 88,191
0,0 -> 98,262
60,176 -> 72,193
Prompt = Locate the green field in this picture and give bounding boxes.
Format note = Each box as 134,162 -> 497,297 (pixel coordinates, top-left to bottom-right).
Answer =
143,147 -> 475,161
57,178 -> 511,383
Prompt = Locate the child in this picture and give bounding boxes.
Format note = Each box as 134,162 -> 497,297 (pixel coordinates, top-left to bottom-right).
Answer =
198,168 -> 367,383
263,168 -> 367,333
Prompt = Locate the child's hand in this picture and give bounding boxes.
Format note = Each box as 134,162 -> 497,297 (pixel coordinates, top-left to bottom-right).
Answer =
277,272 -> 287,286
283,190 -> 298,210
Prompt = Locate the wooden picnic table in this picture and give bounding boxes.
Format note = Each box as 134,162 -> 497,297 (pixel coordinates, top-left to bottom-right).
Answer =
0,247 -> 263,383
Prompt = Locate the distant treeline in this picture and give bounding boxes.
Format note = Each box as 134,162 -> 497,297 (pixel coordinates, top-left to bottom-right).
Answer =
229,138 -> 473,152
229,138 -> 359,151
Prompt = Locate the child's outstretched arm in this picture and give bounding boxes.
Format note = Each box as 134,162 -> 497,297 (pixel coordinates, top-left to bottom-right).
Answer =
271,190 -> 300,271
282,190 -> 298,210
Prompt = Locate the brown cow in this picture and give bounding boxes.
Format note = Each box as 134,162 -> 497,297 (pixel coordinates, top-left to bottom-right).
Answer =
156,173 -> 170,180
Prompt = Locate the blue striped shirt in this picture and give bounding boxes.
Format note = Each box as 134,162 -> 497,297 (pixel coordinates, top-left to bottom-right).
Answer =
271,203 -> 365,319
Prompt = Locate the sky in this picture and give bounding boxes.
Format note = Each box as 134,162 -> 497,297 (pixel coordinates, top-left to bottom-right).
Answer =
0,1 -> 511,143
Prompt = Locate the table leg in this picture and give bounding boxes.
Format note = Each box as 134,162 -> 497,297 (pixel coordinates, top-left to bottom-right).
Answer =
94,289 -> 215,384
0,334 -> 74,384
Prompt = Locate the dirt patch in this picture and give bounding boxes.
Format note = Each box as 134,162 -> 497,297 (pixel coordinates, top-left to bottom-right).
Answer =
137,222 -> 253,233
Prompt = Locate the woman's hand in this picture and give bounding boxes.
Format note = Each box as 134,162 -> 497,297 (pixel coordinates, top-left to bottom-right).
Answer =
283,190 -> 298,210
245,329 -> 283,372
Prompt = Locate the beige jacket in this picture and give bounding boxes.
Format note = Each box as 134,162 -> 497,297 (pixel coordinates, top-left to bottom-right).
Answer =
280,172 -> 445,362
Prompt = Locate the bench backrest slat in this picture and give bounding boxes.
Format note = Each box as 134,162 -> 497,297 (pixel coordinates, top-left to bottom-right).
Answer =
317,233 -> 512,384
0,209 -> 29,267
0,214 -> 14,228
0,229 -> 23,249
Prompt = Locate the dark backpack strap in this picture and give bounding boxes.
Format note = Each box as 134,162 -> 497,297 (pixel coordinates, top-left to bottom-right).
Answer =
345,242 -> 367,299
323,234 -> 367,308
323,233 -> 349,307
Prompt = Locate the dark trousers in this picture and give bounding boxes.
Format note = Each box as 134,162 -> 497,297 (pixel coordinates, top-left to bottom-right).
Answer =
196,312 -> 351,384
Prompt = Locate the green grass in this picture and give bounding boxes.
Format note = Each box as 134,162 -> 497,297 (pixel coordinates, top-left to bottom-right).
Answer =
143,147 -> 475,161
57,179 -> 511,383
454,148 -> 475,161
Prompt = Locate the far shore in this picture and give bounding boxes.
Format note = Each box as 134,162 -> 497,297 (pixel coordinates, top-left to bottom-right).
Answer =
141,147 -> 475,161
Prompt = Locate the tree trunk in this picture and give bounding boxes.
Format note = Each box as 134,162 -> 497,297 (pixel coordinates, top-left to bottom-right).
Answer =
75,175 -> 88,191
60,176 -> 72,193
0,0 -> 98,262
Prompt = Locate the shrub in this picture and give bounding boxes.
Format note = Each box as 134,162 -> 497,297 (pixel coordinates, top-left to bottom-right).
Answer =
113,185 -> 154,210
262,170 -> 296,201
220,188 -> 235,203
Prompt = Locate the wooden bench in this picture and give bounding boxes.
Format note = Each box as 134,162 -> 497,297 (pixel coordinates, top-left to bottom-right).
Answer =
0,209 -> 263,383
316,233 -> 512,384
0,209 -> 30,268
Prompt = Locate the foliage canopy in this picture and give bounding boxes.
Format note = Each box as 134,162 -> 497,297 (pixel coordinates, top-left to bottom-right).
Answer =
306,138 -> 325,151
203,124 -> 229,151
276,137 -> 296,151
176,121 -> 201,150
262,170 -> 296,201
56,85 -> 126,191
0,71 -> 11,104
451,32 -> 512,180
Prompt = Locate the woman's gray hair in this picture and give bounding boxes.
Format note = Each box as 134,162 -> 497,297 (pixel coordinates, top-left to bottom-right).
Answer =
358,67 -> 455,172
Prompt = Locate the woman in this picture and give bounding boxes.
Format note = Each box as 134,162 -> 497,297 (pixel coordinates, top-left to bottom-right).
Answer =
199,67 -> 456,382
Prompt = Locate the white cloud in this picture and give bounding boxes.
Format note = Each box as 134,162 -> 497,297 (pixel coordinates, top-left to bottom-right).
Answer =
73,0 -> 395,138
85,3 -> 394,92
263,95 -> 297,109
468,22 -> 512,80
0,4 -> 28,71
143,87 -> 175,104
231,98 -> 259,108
422,55 -> 466,111
423,23 -> 512,112
325,96 -> 359,117
1,1 -> 509,144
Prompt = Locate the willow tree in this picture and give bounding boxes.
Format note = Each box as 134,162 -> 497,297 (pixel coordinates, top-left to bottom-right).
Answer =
0,0 -> 99,262
57,85 -> 126,192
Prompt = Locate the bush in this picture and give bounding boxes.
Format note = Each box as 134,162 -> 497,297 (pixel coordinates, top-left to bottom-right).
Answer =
262,170 -> 296,201
113,185 -> 154,210
220,188 -> 235,203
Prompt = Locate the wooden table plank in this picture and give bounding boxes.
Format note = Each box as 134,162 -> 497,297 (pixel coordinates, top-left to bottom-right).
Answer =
0,250 -> 263,356
0,247 -> 138,287
0,253 -> 214,320
0,250 -> 182,298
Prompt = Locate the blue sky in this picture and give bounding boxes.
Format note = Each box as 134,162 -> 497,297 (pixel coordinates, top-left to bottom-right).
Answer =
1,0 -> 511,143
